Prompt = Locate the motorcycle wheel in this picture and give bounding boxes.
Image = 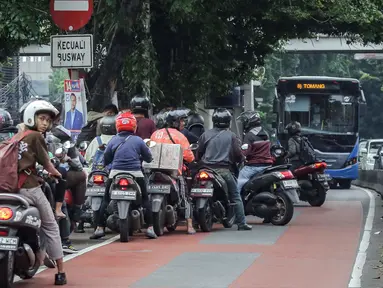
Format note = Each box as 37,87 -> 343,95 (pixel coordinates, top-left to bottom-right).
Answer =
198,200 -> 213,232
153,201 -> 166,236
271,192 -> 294,226
222,205 -> 235,228
308,185 -> 327,207
0,251 -> 15,288
119,218 -> 130,242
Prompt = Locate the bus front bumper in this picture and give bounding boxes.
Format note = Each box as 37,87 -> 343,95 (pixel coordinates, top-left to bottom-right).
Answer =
325,163 -> 358,181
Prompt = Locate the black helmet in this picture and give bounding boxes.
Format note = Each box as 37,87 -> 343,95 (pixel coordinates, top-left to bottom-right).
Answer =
285,121 -> 302,135
0,109 -> 13,130
212,108 -> 232,129
187,113 -> 204,129
130,94 -> 151,114
99,116 -> 117,135
164,108 -> 190,130
155,111 -> 167,129
236,110 -> 261,132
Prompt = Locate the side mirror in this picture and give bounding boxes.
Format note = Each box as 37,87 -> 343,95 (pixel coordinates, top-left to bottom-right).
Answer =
55,147 -> 64,158
190,143 -> 199,150
360,148 -> 367,154
79,141 -> 89,151
63,141 -> 74,149
241,144 -> 249,150
144,139 -> 156,148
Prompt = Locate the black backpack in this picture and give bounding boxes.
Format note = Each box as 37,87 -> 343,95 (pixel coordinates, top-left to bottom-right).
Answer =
76,120 -> 98,146
294,136 -> 316,165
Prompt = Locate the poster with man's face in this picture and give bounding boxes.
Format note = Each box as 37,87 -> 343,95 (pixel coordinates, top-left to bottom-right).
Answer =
64,80 -> 87,141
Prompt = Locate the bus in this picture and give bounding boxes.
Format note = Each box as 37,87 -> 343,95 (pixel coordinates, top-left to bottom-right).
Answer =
273,76 -> 366,189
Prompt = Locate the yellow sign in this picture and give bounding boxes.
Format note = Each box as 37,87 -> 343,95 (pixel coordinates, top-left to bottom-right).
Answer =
297,83 -> 326,89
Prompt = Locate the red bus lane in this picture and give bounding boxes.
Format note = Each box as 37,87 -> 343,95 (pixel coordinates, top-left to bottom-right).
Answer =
14,200 -> 363,288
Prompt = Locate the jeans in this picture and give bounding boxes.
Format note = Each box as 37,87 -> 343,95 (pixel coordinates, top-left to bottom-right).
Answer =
59,202 -> 71,243
237,165 -> 270,195
215,168 -> 246,225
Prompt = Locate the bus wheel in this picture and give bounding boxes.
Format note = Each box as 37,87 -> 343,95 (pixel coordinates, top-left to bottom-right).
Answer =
339,180 -> 351,189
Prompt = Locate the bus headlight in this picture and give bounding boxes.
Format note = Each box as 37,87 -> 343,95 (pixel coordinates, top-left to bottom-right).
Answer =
344,157 -> 357,167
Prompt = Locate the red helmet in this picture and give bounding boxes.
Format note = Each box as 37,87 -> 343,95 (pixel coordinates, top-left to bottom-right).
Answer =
116,112 -> 137,133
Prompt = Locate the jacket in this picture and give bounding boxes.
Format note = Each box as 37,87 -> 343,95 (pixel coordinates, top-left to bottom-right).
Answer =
196,128 -> 244,168
84,134 -> 114,164
150,128 -> 194,163
286,134 -> 302,161
64,109 -> 84,131
104,131 -> 152,171
242,127 -> 273,166
136,117 -> 156,139
181,128 -> 199,144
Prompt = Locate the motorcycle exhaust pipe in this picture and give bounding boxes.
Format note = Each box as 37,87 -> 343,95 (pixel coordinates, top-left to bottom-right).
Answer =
131,210 -> 141,230
15,245 -> 33,270
212,201 -> 225,219
165,205 -> 176,226
23,243 -> 36,267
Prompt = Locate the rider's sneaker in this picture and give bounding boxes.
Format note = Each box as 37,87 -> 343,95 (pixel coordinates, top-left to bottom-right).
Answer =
55,272 -> 67,285
62,242 -> 78,254
145,227 -> 158,239
238,223 -> 252,231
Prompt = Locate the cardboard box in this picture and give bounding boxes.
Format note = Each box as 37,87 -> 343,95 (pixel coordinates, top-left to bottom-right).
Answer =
143,143 -> 183,174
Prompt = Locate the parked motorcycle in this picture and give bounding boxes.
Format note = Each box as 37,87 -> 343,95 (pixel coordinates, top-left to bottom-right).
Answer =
240,145 -> 299,226
110,173 -> 145,242
191,167 -> 236,232
292,161 -> 330,207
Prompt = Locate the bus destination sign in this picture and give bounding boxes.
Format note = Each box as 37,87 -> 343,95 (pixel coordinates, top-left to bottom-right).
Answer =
297,83 -> 326,89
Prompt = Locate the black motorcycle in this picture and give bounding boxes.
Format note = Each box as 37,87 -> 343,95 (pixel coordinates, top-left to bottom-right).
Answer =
191,168 -> 236,232
241,145 -> 299,226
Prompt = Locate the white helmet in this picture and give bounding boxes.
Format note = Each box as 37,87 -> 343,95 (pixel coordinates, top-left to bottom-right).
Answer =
23,100 -> 59,129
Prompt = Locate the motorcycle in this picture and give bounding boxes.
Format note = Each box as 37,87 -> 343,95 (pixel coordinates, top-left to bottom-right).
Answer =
190,167 -> 236,232
85,170 -> 109,227
109,173 -> 145,242
240,145 -> 299,226
292,161 -> 330,207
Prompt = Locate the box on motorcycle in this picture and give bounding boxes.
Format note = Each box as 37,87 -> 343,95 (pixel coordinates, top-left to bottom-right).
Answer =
143,143 -> 183,175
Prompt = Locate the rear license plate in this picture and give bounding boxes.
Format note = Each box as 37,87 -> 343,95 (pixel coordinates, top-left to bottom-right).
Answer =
190,188 -> 214,197
316,173 -> 331,181
147,184 -> 171,194
110,190 -> 137,200
282,180 -> 299,189
0,237 -> 19,251
85,186 -> 105,197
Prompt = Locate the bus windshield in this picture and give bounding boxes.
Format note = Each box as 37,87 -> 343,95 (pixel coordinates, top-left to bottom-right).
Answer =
284,93 -> 357,135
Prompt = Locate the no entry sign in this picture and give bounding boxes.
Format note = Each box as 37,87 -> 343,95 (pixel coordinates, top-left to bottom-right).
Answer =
50,0 -> 93,31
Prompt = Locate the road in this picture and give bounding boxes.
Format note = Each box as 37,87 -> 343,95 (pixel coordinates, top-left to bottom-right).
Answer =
13,186 -> 382,288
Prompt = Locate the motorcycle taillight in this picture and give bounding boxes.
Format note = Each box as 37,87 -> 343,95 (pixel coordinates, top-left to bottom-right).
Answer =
93,175 -> 104,185
0,207 -> 13,221
197,171 -> 211,180
0,230 -> 8,236
118,178 -> 133,190
312,162 -> 327,170
273,170 -> 294,180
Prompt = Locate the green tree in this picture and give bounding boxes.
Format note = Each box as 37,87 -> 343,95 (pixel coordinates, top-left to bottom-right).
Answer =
49,68 -> 69,102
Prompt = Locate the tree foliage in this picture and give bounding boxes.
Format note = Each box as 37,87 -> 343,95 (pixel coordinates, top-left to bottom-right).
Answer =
3,0 -> 383,110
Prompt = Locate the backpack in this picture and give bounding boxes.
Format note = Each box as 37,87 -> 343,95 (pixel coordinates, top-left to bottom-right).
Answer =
91,136 -> 109,172
76,120 -> 98,146
295,136 -> 316,165
0,130 -> 33,193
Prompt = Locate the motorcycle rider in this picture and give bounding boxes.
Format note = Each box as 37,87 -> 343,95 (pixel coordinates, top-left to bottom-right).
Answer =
0,108 -> 18,142
130,94 -> 156,139
186,113 -> 205,139
17,100 -> 67,285
196,108 -> 252,231
91,112 -> 157,239
150,109 -> 196,235
236,110 -> 274,199
84,115 -> 116,166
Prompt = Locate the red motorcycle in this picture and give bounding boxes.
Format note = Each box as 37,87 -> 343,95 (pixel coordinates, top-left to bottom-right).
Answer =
292,161 -> 330,207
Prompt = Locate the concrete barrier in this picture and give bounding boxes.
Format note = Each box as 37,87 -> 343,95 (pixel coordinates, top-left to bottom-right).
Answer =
353,169 -> 383,198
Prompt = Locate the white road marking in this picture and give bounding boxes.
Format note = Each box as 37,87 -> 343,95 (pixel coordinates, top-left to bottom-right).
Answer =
348,186 -> 376,288
14,235 -> 119,283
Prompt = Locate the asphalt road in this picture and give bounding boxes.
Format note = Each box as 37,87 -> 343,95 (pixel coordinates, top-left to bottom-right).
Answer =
13,186 -> 381,288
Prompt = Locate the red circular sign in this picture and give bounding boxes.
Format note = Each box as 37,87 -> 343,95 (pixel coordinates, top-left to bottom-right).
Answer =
50,0 -> 93,31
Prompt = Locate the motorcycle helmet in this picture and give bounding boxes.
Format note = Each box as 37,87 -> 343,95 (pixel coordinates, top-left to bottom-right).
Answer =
285,121 -> 302,135
0,109 -> 13,130
187,113 -> 204,129
99,116 -> 117,135
50,125 -> 72,142
23,100 -> 59,131
212,108 -> 232,129
236,110 -> 261,132
164,108 -> 190,130
115,112 -> 137,133
130,94 -> 151,114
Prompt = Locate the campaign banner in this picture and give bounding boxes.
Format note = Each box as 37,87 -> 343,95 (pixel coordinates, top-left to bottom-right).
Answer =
63,79 -> 87,142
